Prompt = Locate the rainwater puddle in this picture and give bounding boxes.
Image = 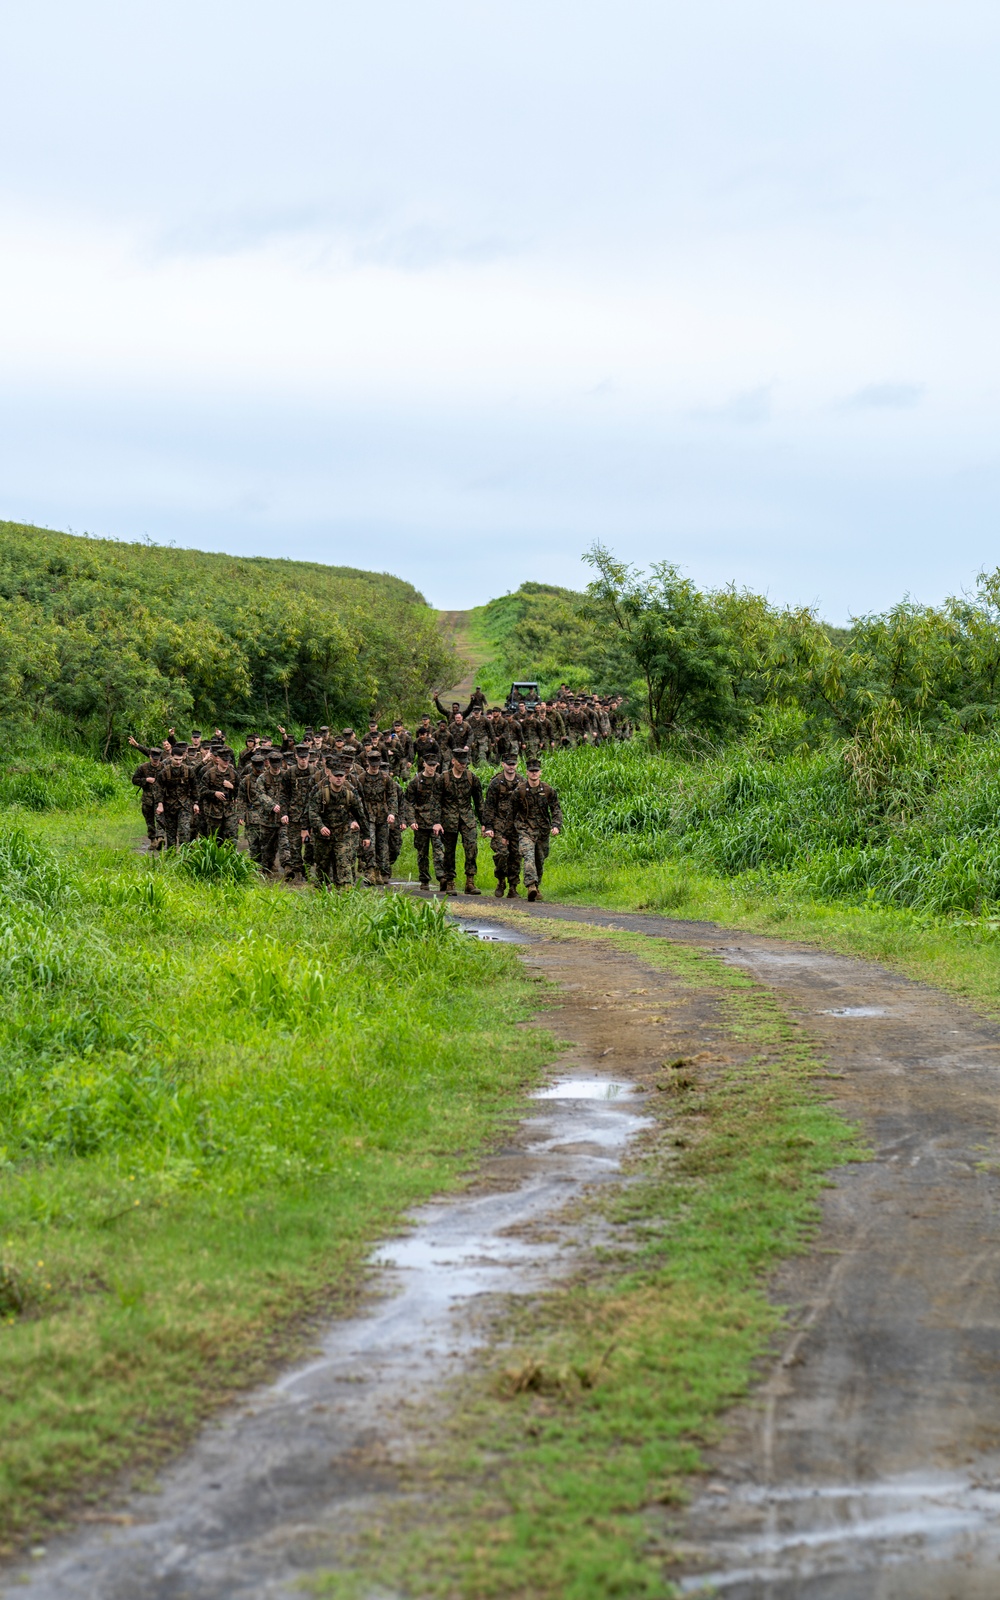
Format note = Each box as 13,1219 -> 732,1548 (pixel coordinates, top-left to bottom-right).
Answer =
678,1469 -> 1000,1596
534,1077 -> 636,1100
452,918 -> 531,944
819,1005 -> 888,1018
8,1071 -> 650,1600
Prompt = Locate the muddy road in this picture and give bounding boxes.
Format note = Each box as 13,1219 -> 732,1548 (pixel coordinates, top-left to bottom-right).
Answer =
8,901 -> 1000,1597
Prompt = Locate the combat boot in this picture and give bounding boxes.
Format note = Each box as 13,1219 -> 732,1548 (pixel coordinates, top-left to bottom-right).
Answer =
494,879 -> 505,898
465,878 -> 482,895
443,880 -> 458,893
507,884 -> 520,898
418,880 -> 431,891
526,886 -> 538,901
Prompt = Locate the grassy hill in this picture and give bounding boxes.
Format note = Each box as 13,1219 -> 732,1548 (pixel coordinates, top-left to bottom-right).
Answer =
0,523 -> 459,752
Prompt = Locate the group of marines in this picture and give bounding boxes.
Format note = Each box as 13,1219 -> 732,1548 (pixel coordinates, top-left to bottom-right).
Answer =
128,687 -> 629,900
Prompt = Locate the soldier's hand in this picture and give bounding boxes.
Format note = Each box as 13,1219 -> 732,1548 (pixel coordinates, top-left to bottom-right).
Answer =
215,790 -> 225,800
193,804 -> 200,814
349,820 -> 359,831
156,803 -> 164,814
551,826 -> 560,835
432,823 -> 443,835
362,838 -> 371,847
387,814 -> 395,825
128,735 -> 138,747
272,804 -> 281,814
301,829 -> 309,840
146,776 -> 155,785
320,826 -> 331,838
223,779 -> 233,789
483,828 -> 493,838
280,814 -> 289,824
410,822 -> 418,831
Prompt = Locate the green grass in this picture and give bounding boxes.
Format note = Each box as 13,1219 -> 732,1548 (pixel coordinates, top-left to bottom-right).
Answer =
0,813 -> 555,1553
311,919 -> 859,1599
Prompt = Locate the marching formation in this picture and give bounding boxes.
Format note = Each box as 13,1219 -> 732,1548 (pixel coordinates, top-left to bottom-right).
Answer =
130,689 -> 629,900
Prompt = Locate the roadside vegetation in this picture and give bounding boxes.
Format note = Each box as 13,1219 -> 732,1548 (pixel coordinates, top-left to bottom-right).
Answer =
0,522 -> 458,752
0,795 -> 552,1553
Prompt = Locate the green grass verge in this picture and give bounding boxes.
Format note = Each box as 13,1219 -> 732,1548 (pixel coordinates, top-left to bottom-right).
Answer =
310,918 -> 860,1600
0,813 -> 555,1554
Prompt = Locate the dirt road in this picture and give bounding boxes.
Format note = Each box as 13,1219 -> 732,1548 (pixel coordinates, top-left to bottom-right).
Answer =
436,608 -> 491,704
8,901 -> 1000,1596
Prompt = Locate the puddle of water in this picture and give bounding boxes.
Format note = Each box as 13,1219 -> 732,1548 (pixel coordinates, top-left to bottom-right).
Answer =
10,1076 -> 650,1600
534,1077 -> 636,1101
452,918 -> 531,944
819,1006 -> 888,1018
678,1470 -> 1000,1596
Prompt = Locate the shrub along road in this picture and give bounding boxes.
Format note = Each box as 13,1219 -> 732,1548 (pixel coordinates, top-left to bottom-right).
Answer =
10,889 -> 1000,1596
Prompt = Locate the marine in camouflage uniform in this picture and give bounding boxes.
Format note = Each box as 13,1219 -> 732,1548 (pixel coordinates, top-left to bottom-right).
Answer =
307,762 -> 370,888
196,749 -> 239,844
481,755 -> 523,898
131,749 -> 165,848
438,748 -> 483,894
382,762 -> 405,876
465,708 -> 493,766
403,754 -> 444,889
514,758 -> 564,901
357,752 -> 399,884
153,746 -> 200,849
240,752 -> 269,862
278,745 -> 316,882
253,751 -> 287,872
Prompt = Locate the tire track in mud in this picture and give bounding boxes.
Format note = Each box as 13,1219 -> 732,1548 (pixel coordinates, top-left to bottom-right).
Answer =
9,899 -> 1000,1597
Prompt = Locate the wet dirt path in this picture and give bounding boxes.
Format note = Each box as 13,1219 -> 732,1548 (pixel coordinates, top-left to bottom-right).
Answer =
475,900 -> 1000,1597
11,899 -> 1000,1597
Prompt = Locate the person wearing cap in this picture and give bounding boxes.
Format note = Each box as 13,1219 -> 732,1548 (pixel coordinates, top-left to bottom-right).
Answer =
438,747 -> 483,895
413,716 -> 438,771
240,751 -> 269,862
308,759 -> 371,888
403,753 -> 444,890
131,744 -> 165,850
276,745 -> 315,883
196,745 -> 239,845
153,744 -> 200,849
513,759 -> 563,901
252,751 -> 287,873
465,705 -> 492,766
356,749 -> 398,884
381,760 -> 406,876
481,755 -> 523,898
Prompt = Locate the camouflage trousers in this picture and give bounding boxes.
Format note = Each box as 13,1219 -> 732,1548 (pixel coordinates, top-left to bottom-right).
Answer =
359,821 -> 391,881
413,827 -> 445,886
140,798 -> 163,847
159,808 -> 195,849
280,824 -> 312,881
388,821 -> 403,870
246,822 -> 281,871
489,833 -> 520,887
441,823 -> 478,884
202,814 -> 239,847
314,830 -> 359,888
517,831 -> 551,887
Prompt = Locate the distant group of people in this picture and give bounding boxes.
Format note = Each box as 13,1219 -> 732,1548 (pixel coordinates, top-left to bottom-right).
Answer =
128,686 -> 630,898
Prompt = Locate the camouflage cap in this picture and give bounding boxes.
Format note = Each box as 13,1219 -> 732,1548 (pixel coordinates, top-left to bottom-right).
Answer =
172,742 -> 188,754
526,758 -> 542,770
149,746 -> 163,759
251,752 -> 266,765
267,750 -> 282,762
295,744 -> 310,755
452,748 -> 471,764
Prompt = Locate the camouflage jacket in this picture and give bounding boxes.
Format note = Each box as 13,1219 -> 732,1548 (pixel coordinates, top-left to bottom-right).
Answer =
197,762 -> 238,820
403,772 -> 442,830
252,768 -> 286,826
307,781 -> 369,837
280,766 -> 316,826
153,763 -> 197,812
514,780 -> 563,838
439,768 -> 483,830
131,761 -> 161,802
481,772 -> 521,839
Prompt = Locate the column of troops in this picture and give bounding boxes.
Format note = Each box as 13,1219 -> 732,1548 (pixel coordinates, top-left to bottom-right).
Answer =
129,688 -> 630,902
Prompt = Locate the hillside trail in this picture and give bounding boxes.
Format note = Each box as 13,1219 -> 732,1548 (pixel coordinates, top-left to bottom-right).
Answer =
9,898 -> 1000,1596
436,608 -> 492,704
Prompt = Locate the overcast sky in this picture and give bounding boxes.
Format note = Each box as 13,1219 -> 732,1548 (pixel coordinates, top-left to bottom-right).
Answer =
2,0 -> 999,619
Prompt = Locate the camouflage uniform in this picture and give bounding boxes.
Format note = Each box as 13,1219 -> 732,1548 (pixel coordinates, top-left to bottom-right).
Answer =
240,758 -> 269,863
131,760 -> 163,846
514,779 -> 564,891
196,759 -> 239,844
438,766 -> 484,889
152,762 -> 198,849
279,762 -> 316,881
253,764 -> 286,871
403,768 -> 444,886
357,768 -> 398,882
465,711 -> 493,766
481,770 -> 522,892
307,779 -> 369,888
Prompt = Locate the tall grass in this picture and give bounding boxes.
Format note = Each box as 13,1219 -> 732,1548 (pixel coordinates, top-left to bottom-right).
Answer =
539,732 -> 1000,918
